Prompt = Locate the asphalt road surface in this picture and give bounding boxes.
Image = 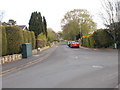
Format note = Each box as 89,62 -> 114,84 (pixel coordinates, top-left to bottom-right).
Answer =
2,43 -> 118,88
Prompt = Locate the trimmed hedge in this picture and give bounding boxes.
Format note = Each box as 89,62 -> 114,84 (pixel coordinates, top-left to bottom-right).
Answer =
93,30 -> 114,48
22,30 -> 29,43
31,31 -> 36,49
2,26 -> 36,56
81,29 -> 114,48
89,36 -> 95,48
28,31 -> 32,43
1,26 -> 7,56
37,33 -> 47,48
6,26 -> 23,55
22,30 -> 36,49
37,39 -> 45,48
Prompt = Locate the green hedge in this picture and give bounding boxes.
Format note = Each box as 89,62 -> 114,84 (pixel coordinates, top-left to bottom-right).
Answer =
81,36 -> 94,48
37,39 -> 45,48
89,36 -> 95,48
31,31 -> 36,49
22,30 -> 36,49
28,31 -> 32,43
86,37 -> 89,47
6,26 -> 24,55
82,38 -> 86,47
22,30 -> 29,43
2,26 -> 36,56
93,30 -> 114,48
81,29 -> 114,48
37,33 -> 47,48
1,26 -> 7,56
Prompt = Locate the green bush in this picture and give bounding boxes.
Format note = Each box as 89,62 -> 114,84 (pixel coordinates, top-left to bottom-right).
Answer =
82,37 -> 91,48
6,26 -> 24,55
28,31 -> 32,43
82,38 -> 86,47
22,30 -> 29,43
86,37 -> 89,47
1,26 -> 36,56
22,30 -> 36,49
1,26 -> 7,56
81,29 -> 114,48
46,41 -> 51,47
93,30 -> 114,48
31,31 -> 36,49
37,33 -> 47,48
37,39 -> 44,48
89,36 -> 95,48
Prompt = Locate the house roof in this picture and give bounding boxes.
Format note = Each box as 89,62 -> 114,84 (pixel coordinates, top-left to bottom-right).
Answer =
16,25 -> 28,30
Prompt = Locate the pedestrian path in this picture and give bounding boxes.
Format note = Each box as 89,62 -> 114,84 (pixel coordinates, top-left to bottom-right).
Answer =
2,46 -> 53,72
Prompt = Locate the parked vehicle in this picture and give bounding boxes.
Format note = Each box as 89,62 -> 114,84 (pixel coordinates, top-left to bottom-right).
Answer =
70,42 -> 80,48
67,41 -> 75,47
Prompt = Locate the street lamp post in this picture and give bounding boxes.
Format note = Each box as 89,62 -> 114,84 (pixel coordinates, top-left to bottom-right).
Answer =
80,23 -> 81,38
79,22 -> 82,45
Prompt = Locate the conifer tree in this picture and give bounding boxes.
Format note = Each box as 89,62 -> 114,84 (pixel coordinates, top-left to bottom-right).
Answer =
29,11 -> 43,38
43,16 -> 47,38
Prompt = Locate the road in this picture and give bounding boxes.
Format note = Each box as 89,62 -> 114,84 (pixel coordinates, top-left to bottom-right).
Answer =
2,43 -> 118,88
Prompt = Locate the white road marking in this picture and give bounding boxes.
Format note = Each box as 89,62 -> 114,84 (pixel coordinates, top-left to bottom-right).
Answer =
75,56 -> 78,59
92,65 -> 104,69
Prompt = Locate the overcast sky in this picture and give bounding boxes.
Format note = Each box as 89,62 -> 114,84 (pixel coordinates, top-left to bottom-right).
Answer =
0,0 -> 104,32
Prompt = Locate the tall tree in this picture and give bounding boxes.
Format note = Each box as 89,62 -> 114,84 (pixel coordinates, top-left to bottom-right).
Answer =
100,0 -> 120,48
62,20 -> 80,40
43,16 -> 47,38
29,11 -> 43,38
47,28 -> 56,43
61,9 -> 96,40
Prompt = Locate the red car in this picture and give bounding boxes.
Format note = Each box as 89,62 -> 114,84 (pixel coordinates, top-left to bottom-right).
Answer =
70,42 -> 80,48
67,41 -> 75,47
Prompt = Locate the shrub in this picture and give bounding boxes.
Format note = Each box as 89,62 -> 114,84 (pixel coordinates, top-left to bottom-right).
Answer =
6,26 -> 24,55
46,41 -> 51,47
22,30 -> 36,49
86,37 -> 89,47
89,36 -> 95,48
37,39 -> 45,48
31,31 -> 36,49
37,33 -> 47,48
28,31 -> 32,43
22,30 -> 29,43
93,30 -> 114,48
81,38 -> 86,47
81,29 -> 114,48
1,26 -> 7,56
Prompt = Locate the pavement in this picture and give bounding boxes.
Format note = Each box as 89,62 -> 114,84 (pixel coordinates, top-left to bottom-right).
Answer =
1,45 -> 55,74
2,43 -> 119,88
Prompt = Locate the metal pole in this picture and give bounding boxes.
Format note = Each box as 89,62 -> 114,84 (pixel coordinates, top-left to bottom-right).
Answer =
79,19 -> 82,38
79,22 -> 82,45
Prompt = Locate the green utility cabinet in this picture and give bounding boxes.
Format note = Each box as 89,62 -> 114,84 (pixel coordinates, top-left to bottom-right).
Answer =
22,43 -> 32,58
